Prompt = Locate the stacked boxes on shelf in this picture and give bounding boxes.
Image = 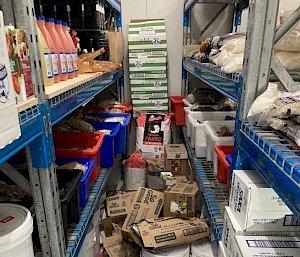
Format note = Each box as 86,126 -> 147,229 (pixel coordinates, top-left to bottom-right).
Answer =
128,19 -> 168,113
219,170 -> 300,257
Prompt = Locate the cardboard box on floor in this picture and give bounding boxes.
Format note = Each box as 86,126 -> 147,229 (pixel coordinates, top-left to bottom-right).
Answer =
122,187 -> 164,242
106,191 -> 136,217
163,180 -> 201,218
103,215 -> 127,237
138,217 -> 210,248
164,144 -> 188,175
103,224 -> 140,257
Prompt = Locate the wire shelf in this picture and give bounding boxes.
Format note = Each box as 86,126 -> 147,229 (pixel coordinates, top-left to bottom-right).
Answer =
182,127 -> 228,241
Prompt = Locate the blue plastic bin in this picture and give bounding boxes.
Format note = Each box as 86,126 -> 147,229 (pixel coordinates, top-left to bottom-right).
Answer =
85,113 -> 131,154
90,122 -> 121,168
56,158 -> 95,208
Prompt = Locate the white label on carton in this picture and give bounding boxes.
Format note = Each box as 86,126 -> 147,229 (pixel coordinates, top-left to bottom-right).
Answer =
51,53 -> 59,75
72,53 -> 78,71
60,53 -> 67,74
44,53 -> 53,78
246,239 -> 300,248
66,53 -> 73,73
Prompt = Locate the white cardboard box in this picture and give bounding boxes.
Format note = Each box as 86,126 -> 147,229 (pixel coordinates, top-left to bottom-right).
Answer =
222,206 -> 300,257
229,170 -> 300,233
232,235 -> 300,257
130,79 -> 168,91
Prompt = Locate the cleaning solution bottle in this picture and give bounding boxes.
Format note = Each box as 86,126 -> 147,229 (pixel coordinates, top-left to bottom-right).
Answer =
55,20 -> 74,79
36,26 -> 54,86
36,15 -> 60,83
62,22 -> 78,77
45,18 -> 68,81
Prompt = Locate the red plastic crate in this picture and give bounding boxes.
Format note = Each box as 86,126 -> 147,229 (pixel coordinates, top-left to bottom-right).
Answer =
169,96 -> 185,126
214,146 -> 234,184
54,131 -> 104,182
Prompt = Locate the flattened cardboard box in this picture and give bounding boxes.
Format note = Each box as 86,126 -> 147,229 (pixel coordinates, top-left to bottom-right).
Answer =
139,217 -> 210,248
164,144 -> 188,174
106,191 -> 136,217
103,215 -> 127,237
186,161 -> 195,181
122,187 -> 164,241
103,225 -> 140,257
163,180 -> 201,218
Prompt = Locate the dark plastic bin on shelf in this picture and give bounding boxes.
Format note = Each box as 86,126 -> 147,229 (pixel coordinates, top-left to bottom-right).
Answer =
54,131 -> 104,182
170,96 -> 185,126
90,122 -> 121,168
56,168 -> 82,240
214,146 -> 234,184
56,158 -> 95,208
85,113 -> 131,154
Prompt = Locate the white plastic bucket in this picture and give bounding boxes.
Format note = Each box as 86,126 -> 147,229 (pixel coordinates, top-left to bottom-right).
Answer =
203,120 -> 235,168
0,203 -> 34,257
78,224 -> 95,257
188,112 -> 235,157
191,238 -> 218,257
142,244 -> 190,257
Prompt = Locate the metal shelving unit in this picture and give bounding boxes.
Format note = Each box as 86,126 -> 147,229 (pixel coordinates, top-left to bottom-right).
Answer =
0,0 -> 123,256
183,0 -> 300,242
182,127 -> 228,242
183,59 -> 243,102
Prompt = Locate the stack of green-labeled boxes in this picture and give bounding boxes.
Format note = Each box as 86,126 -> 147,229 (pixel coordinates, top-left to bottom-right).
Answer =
128,19 -> 168,113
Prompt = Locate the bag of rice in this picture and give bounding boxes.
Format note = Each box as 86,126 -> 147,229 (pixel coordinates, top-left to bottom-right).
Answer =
136,113 -> 171,159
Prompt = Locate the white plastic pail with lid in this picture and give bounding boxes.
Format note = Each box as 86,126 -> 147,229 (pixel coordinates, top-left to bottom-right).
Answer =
191,238 -> 218,257
0,203 -> 34,257
142,244 -> 190,257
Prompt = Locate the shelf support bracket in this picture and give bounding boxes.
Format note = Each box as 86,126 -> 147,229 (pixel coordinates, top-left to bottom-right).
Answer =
0,162 -> 32,195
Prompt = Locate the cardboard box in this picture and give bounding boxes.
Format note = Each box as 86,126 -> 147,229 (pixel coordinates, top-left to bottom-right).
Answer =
130,79 -> 168,92
103,225 -> 140,257
132,98 -> 169,111
138,217 -> 210,248
102,214 -> 127,237
130,70 -> 167,79
164,144 -> 188,174
128,48 -> 167,58
231,235 -> 300,257
131,90 -> 168,99
222,206 -> 300,257
163,180 -> 201,218
160,172 -> 176,187
122,187 -> 164,241
218,241 -> 227,257
106,191 -> 136,217
229,170 -> 300,233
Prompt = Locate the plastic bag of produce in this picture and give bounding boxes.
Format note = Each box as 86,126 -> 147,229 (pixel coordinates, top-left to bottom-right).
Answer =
276,30 -> 300,52
124,151 -> 147,191
136,113 -> 171,159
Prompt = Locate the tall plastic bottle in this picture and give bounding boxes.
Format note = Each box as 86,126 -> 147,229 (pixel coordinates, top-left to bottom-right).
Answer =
55,20 -> 75,79
36,26 -> 54,86
62,22 -> 78,77
45,18 -> 68,81
36,16 -> 60,83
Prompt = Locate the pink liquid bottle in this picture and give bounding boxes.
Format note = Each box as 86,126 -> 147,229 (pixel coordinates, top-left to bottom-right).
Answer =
36,15 -> 60,83
62,22 -> 78,77
45,18 -> 68,81
55,20 -> 74,79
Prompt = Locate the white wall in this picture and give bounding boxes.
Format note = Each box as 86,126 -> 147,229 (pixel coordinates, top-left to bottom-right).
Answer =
237,1 -> 300,33
121,0 -> 184,101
